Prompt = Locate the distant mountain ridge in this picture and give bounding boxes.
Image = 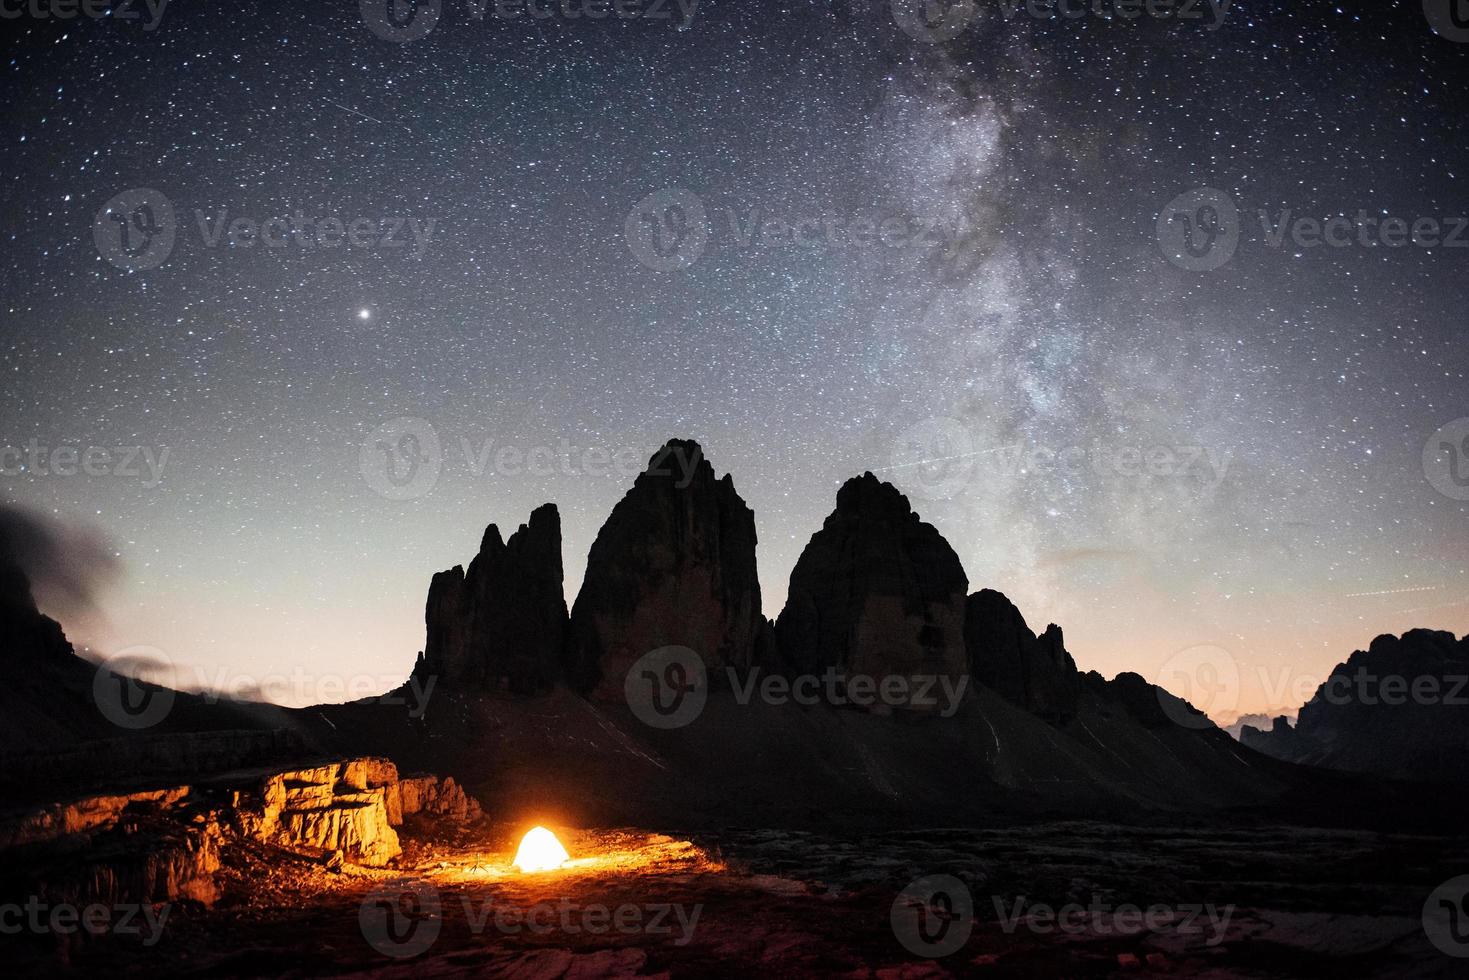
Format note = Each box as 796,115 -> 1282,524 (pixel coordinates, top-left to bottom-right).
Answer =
2,439 -> 1463,825
1241,629 -> 1469,781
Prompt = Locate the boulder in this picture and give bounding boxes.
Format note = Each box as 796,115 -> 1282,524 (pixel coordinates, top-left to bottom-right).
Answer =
398,774 -> 482,822
566,440 -> 764,700
225,759 -> 404,867
774,473 -> 968,709
415,503 -> 568,694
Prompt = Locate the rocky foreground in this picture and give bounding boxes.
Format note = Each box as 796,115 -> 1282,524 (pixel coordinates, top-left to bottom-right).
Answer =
6,820 -> 1465,978
0,757 -> 479,929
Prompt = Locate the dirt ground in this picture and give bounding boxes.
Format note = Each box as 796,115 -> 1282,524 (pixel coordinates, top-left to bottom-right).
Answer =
16,820 -> 1469,978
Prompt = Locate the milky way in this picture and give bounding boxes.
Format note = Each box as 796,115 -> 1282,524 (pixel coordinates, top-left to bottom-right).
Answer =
3,0 -> 1466,720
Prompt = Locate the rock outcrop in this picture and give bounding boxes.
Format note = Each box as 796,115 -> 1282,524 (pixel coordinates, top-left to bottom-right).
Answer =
1239,715 -> 1305,756
0,758 -> 482,913
566,440 -> 765,700
774,473 -> 968,709
415,504 -> 568,694
0,556 -> 73,666
1241,629 -> 1469,780
223,758 -> 406,866
964,589 -> 1080,723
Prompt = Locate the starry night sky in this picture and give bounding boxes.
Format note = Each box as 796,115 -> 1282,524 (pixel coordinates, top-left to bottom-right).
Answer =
3,0 -> 1467,720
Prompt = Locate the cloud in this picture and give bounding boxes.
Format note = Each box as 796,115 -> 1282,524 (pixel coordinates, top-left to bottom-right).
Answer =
0,505 -> 121,622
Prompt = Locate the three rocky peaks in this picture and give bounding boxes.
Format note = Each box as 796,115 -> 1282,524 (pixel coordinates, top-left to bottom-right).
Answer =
413,438 -> 1080,720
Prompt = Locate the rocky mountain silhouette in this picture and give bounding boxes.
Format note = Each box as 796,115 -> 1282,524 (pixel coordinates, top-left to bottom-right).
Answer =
1241,629 -> 1469,781
964,588 -> 1081,724
413,503 -> 567,694
2,441 -> 1464,831
774,473 -> 968,709
565,440 -> 767,700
